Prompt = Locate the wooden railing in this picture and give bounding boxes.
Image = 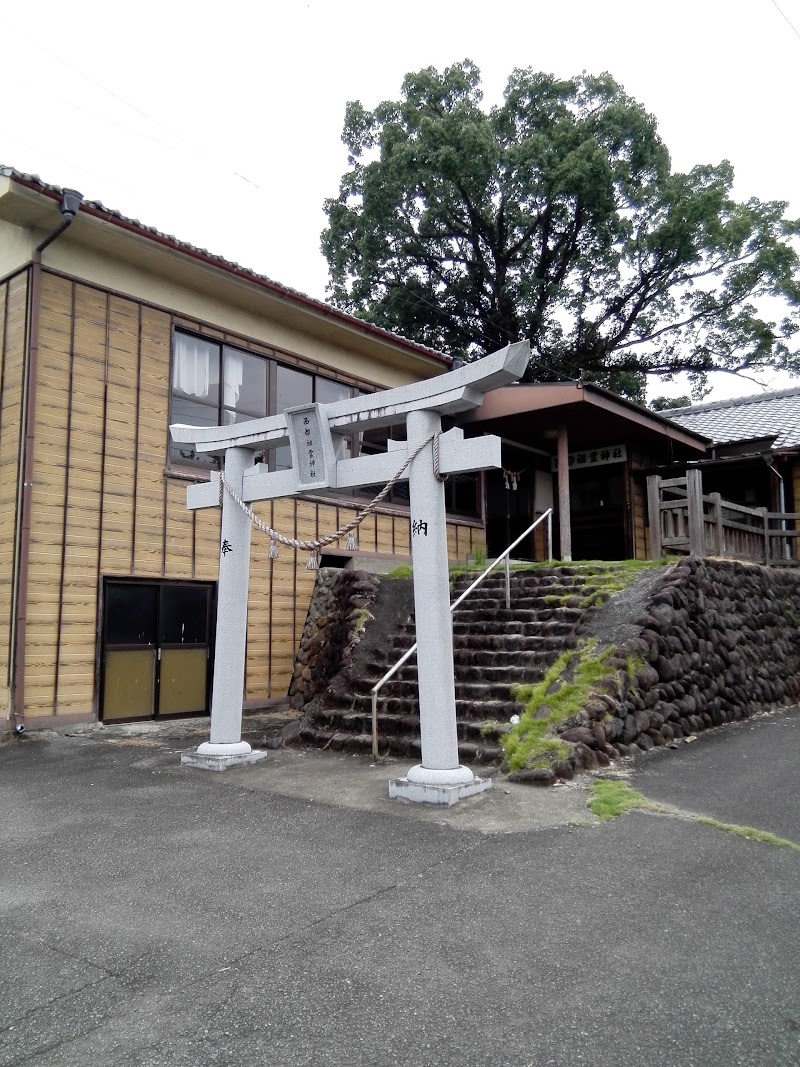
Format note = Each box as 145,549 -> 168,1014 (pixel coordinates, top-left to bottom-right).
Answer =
647,469 -> 800,566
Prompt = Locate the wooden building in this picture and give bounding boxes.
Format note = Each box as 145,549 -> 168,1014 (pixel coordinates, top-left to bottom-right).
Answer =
0,168 -> 486,732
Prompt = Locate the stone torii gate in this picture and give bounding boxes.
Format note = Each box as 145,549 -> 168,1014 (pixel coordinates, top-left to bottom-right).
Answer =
171,341 -> 530,804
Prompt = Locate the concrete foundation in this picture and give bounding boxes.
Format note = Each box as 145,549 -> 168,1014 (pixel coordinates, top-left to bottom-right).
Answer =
181,750 -> 269,773
389,775 -> 492,806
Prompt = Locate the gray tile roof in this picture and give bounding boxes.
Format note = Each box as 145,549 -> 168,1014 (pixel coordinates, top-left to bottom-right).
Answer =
666,387 -> 800,449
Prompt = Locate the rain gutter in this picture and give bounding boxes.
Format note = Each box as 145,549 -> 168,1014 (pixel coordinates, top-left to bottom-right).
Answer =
10,189 -> 83,734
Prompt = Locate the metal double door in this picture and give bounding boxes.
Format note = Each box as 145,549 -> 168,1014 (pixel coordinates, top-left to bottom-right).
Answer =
101,580 -> 214,721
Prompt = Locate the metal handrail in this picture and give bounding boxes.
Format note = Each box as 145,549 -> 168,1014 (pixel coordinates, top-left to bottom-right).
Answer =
369,508 -> 553,758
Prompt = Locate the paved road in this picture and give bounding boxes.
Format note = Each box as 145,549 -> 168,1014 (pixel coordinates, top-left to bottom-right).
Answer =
1,709 -> 798,1067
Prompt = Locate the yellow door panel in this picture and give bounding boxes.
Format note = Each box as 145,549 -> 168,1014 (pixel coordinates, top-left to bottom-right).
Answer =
103,649 -> 156,720
158,648 -> 208,715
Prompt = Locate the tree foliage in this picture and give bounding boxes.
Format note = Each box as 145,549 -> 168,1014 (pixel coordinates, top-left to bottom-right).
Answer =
649,395 -> 692,412
322,62 -> 800,402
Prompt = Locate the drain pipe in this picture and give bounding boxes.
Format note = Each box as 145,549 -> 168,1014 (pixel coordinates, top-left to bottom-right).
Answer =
10,189 -> 83,736
765,456 -> 789,561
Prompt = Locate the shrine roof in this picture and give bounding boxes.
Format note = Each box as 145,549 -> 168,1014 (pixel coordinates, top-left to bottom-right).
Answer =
665,387 -> 800,450
460,382 -> 709,453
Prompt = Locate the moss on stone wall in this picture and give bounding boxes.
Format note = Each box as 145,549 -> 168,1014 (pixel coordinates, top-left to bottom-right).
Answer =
505,558 -> 800,784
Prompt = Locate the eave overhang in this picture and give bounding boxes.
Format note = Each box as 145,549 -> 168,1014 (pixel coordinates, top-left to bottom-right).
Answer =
459,382 -> 710,454
0,170 -> 449,377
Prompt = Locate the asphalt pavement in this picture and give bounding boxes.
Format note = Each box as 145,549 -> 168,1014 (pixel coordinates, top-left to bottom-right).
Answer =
1,708 -> 798,1067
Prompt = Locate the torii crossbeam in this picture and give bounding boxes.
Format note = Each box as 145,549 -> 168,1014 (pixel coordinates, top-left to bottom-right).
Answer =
171,341 -> 530,804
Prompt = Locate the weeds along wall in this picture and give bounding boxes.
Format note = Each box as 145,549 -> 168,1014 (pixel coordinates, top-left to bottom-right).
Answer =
16,270 -> 481,724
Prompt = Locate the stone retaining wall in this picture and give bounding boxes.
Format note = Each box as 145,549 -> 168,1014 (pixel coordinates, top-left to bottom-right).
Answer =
288,569 -> 380,711
533,559 -> 800,783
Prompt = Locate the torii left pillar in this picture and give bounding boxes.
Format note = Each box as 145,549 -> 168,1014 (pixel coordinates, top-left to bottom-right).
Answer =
181,446 -> 268,771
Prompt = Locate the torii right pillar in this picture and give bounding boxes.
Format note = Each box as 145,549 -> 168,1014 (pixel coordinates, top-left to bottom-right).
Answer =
388,409 -> 492,806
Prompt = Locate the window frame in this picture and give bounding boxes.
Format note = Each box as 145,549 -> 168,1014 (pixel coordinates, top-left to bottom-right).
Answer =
168,329 -> 360,476
167,328 -> 481,520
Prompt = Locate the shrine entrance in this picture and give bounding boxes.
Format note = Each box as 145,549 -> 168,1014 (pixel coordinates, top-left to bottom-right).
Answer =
171,341 -> 530,804
480,437 -> 557,562
563,466 -> 628,561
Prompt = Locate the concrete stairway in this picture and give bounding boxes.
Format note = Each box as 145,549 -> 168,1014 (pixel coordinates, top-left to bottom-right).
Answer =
296,567 -> 604,765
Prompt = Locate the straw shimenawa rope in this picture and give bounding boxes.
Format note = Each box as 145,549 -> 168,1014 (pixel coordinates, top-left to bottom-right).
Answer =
218,431 -> 446,566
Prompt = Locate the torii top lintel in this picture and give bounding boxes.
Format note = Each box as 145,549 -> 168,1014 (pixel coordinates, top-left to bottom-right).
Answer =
170,341 -> 530,457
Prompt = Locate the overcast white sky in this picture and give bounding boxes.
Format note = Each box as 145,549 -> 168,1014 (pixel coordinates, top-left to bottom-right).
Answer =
4,0 -> 799,402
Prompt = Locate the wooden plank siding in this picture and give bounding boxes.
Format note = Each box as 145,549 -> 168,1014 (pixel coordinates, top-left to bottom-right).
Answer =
0,271 -> 29,715
19,271 -> 482,720
627,446 -> 652,560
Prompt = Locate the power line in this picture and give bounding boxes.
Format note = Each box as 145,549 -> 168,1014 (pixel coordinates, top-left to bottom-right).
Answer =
38,44 -> 264,192
769,0 -> 800,39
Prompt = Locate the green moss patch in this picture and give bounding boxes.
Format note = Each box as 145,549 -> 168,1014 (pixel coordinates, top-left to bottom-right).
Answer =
531,559 -> 668,609
587,781 -> 800,851
689,816 -> 800,852
503,640 -> 640,772
385,565 -> 413,579
577,560 -> 668,606
392,556 -> 668,589
588,779 -> 651,820
500,560 -> 665,773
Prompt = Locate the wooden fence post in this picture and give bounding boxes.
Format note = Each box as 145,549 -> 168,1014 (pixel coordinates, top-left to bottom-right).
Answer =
646,475 -> 662,559
710,492 -> 723,555
687,468 -> 705,556
762,508 -> 770,565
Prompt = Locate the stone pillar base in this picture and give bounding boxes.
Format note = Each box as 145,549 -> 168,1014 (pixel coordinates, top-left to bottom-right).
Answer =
389,774 -> 492,806
197,740 -> 252,757
181,747 -> 268,772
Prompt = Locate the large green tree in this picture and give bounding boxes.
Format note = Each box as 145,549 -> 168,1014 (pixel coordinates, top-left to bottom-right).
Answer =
322,62 -> 800,403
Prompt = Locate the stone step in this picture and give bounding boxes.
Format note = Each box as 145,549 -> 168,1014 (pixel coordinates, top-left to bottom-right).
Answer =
350,693 -> 523,721
373,631 -> 580,665
385,663 -> 546,686
312,708 -> 511,745
375,678 -> 520,702
452,643 -> 574,664
366,635 -> 577,674
451,583 -> 595,603
451,572 -> 590,592
451,607 -> 588,625
296,725 -> 503,765
396,598 -> 596,627
452,633 -> 579,652
451,615 -> 585,636
386,620 -> 580,651
451,593 -> 599,613
383,622 -> 580,655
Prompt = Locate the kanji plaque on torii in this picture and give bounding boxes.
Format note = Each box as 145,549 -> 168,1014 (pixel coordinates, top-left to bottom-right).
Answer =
171,340 -> 530,804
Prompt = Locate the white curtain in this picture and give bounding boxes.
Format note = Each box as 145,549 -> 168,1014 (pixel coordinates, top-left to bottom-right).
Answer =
173,335 -> 211,398
223,351 -> 244,409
